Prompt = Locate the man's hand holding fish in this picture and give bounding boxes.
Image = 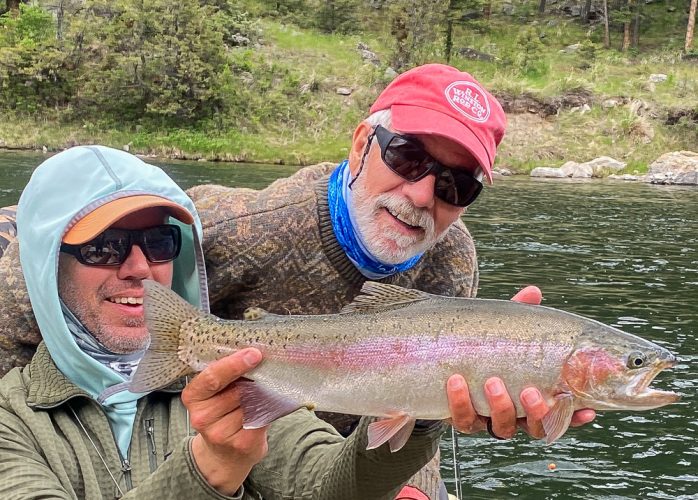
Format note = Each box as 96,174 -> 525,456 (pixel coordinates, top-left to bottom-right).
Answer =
185,348 -> 268,496
446,285 -> 596,440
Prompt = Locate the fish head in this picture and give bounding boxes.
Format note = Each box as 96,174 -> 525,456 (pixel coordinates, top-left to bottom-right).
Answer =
561,324 -> 680,411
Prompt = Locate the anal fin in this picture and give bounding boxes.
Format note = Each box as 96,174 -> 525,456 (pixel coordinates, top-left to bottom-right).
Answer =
367,413 -> 416,452
542,393 -> 575,444
238,379 -> 305,429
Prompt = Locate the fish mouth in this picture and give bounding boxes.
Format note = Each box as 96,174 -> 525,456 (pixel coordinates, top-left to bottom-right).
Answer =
620,358 -> 680,409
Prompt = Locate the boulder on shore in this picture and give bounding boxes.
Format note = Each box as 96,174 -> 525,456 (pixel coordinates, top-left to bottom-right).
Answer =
530,156 -> 626,178
560,161 -> 593,178
646,151 -> 698,185
530,167 -> 568,178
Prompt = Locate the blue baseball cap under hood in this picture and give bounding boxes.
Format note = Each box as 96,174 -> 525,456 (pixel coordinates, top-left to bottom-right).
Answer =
17,145 -> 208,457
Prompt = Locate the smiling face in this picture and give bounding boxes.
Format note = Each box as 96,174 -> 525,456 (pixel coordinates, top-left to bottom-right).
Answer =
347,121 -> 481,264
58,208 -> 174,354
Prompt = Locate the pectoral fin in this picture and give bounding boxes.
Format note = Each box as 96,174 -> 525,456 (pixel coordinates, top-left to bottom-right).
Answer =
238,379 -> 305,429
367,413 -> 416,452
542,393 -> 575,444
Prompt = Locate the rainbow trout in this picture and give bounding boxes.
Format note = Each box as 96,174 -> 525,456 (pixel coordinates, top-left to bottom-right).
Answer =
131,280 -> 679,451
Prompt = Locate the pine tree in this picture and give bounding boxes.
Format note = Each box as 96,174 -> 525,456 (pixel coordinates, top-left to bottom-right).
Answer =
315,0 -> 358,34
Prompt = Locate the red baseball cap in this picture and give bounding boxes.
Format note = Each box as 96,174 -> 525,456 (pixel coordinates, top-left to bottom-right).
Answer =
370,64 -> 506,182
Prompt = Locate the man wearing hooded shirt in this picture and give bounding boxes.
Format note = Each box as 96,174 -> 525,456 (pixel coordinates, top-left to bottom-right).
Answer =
0,146 -> 446,499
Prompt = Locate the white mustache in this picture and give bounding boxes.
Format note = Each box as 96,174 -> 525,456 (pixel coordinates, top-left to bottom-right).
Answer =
374,193 -> 435,236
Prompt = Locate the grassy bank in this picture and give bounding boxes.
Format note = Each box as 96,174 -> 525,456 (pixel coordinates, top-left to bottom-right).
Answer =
2,3 -> 696,173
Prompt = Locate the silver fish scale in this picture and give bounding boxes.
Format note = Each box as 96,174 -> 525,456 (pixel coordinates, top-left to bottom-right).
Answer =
183,299 -> 585,418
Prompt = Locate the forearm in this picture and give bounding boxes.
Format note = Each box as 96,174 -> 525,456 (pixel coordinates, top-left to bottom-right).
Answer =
0,455 -> 75,499
247,410 -> 444,500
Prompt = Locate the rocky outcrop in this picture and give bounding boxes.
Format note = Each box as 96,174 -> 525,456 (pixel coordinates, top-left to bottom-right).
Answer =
531,156 -> 626,178
357,42 -> 380,66
646,151 -> 698,185
495,90 -> 593,117
530,167 -> 568,178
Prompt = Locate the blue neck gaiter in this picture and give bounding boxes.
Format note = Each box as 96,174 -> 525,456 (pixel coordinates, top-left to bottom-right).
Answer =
327,160 -> 423,279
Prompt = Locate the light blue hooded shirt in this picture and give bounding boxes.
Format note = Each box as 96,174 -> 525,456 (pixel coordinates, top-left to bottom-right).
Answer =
17,146 -> 208,459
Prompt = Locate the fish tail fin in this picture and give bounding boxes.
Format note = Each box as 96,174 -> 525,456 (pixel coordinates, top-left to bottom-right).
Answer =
129,280 -> 198,393
542,393 -> 575,444
367,414 -> 416,452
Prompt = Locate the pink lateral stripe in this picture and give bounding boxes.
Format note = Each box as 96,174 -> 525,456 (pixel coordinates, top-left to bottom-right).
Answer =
265,336 -> 561,371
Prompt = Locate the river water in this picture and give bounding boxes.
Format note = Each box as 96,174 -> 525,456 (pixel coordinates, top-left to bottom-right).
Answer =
1,151 -> 696,499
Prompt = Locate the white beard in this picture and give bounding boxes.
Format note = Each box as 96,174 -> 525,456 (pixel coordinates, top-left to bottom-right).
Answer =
349,174 -> 446,265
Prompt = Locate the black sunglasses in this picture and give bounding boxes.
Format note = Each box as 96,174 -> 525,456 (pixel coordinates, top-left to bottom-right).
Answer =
60,224 -> 182,266
372,125 -> 483,207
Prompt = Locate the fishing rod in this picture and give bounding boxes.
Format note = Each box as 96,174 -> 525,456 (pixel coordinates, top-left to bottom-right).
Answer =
451,426 -> 462,500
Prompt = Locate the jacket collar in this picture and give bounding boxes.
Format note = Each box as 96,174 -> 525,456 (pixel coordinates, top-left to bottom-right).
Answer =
27,342 -> 90,408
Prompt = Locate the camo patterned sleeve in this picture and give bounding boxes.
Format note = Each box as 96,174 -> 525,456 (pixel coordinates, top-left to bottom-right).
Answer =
0,206 -> 18,258
0,240 -> 41,375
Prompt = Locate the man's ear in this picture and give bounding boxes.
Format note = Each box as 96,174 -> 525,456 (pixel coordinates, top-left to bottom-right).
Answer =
348,121 -> 373,175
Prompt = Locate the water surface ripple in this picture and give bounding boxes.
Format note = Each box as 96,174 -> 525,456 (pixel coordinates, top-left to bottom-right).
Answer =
1,155 -> 695,498
448,177 -> 697,499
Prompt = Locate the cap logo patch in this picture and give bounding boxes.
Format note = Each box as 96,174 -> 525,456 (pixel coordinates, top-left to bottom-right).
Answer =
445,81 -> 491,123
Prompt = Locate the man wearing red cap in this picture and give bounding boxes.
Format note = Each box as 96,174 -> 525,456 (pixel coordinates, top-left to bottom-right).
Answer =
187,64 -> 595,499
0,65 -> 594,499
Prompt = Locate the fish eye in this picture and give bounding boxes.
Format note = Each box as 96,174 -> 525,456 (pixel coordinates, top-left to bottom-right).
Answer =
627,351 -> 647,369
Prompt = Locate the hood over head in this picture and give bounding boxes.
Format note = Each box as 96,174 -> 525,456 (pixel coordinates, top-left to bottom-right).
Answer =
17,145 -> 208,456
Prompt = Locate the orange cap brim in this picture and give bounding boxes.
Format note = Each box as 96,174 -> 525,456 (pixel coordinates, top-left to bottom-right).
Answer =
63,195 -> 194,245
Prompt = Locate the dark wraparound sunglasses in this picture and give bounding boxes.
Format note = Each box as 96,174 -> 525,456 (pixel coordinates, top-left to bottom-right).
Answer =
60,224 -> 182,266
371,125 -> 483,207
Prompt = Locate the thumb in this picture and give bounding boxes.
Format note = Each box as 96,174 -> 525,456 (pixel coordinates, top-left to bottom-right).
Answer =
511,286 -> 542,305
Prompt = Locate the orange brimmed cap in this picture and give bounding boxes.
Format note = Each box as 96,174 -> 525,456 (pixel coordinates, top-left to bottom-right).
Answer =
63,195 -> 194,245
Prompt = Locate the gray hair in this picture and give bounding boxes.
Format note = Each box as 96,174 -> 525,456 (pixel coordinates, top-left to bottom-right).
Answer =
363,109 -> 392,129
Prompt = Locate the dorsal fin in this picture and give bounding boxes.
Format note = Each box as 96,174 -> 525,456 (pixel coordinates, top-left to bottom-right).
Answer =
341,282 -> 431,314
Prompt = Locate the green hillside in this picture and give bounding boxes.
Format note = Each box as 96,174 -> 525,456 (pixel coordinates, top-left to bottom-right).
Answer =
1,0 -> 696,172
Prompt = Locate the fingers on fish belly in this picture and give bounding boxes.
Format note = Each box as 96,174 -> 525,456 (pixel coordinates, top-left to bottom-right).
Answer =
367,413 -> 417,452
